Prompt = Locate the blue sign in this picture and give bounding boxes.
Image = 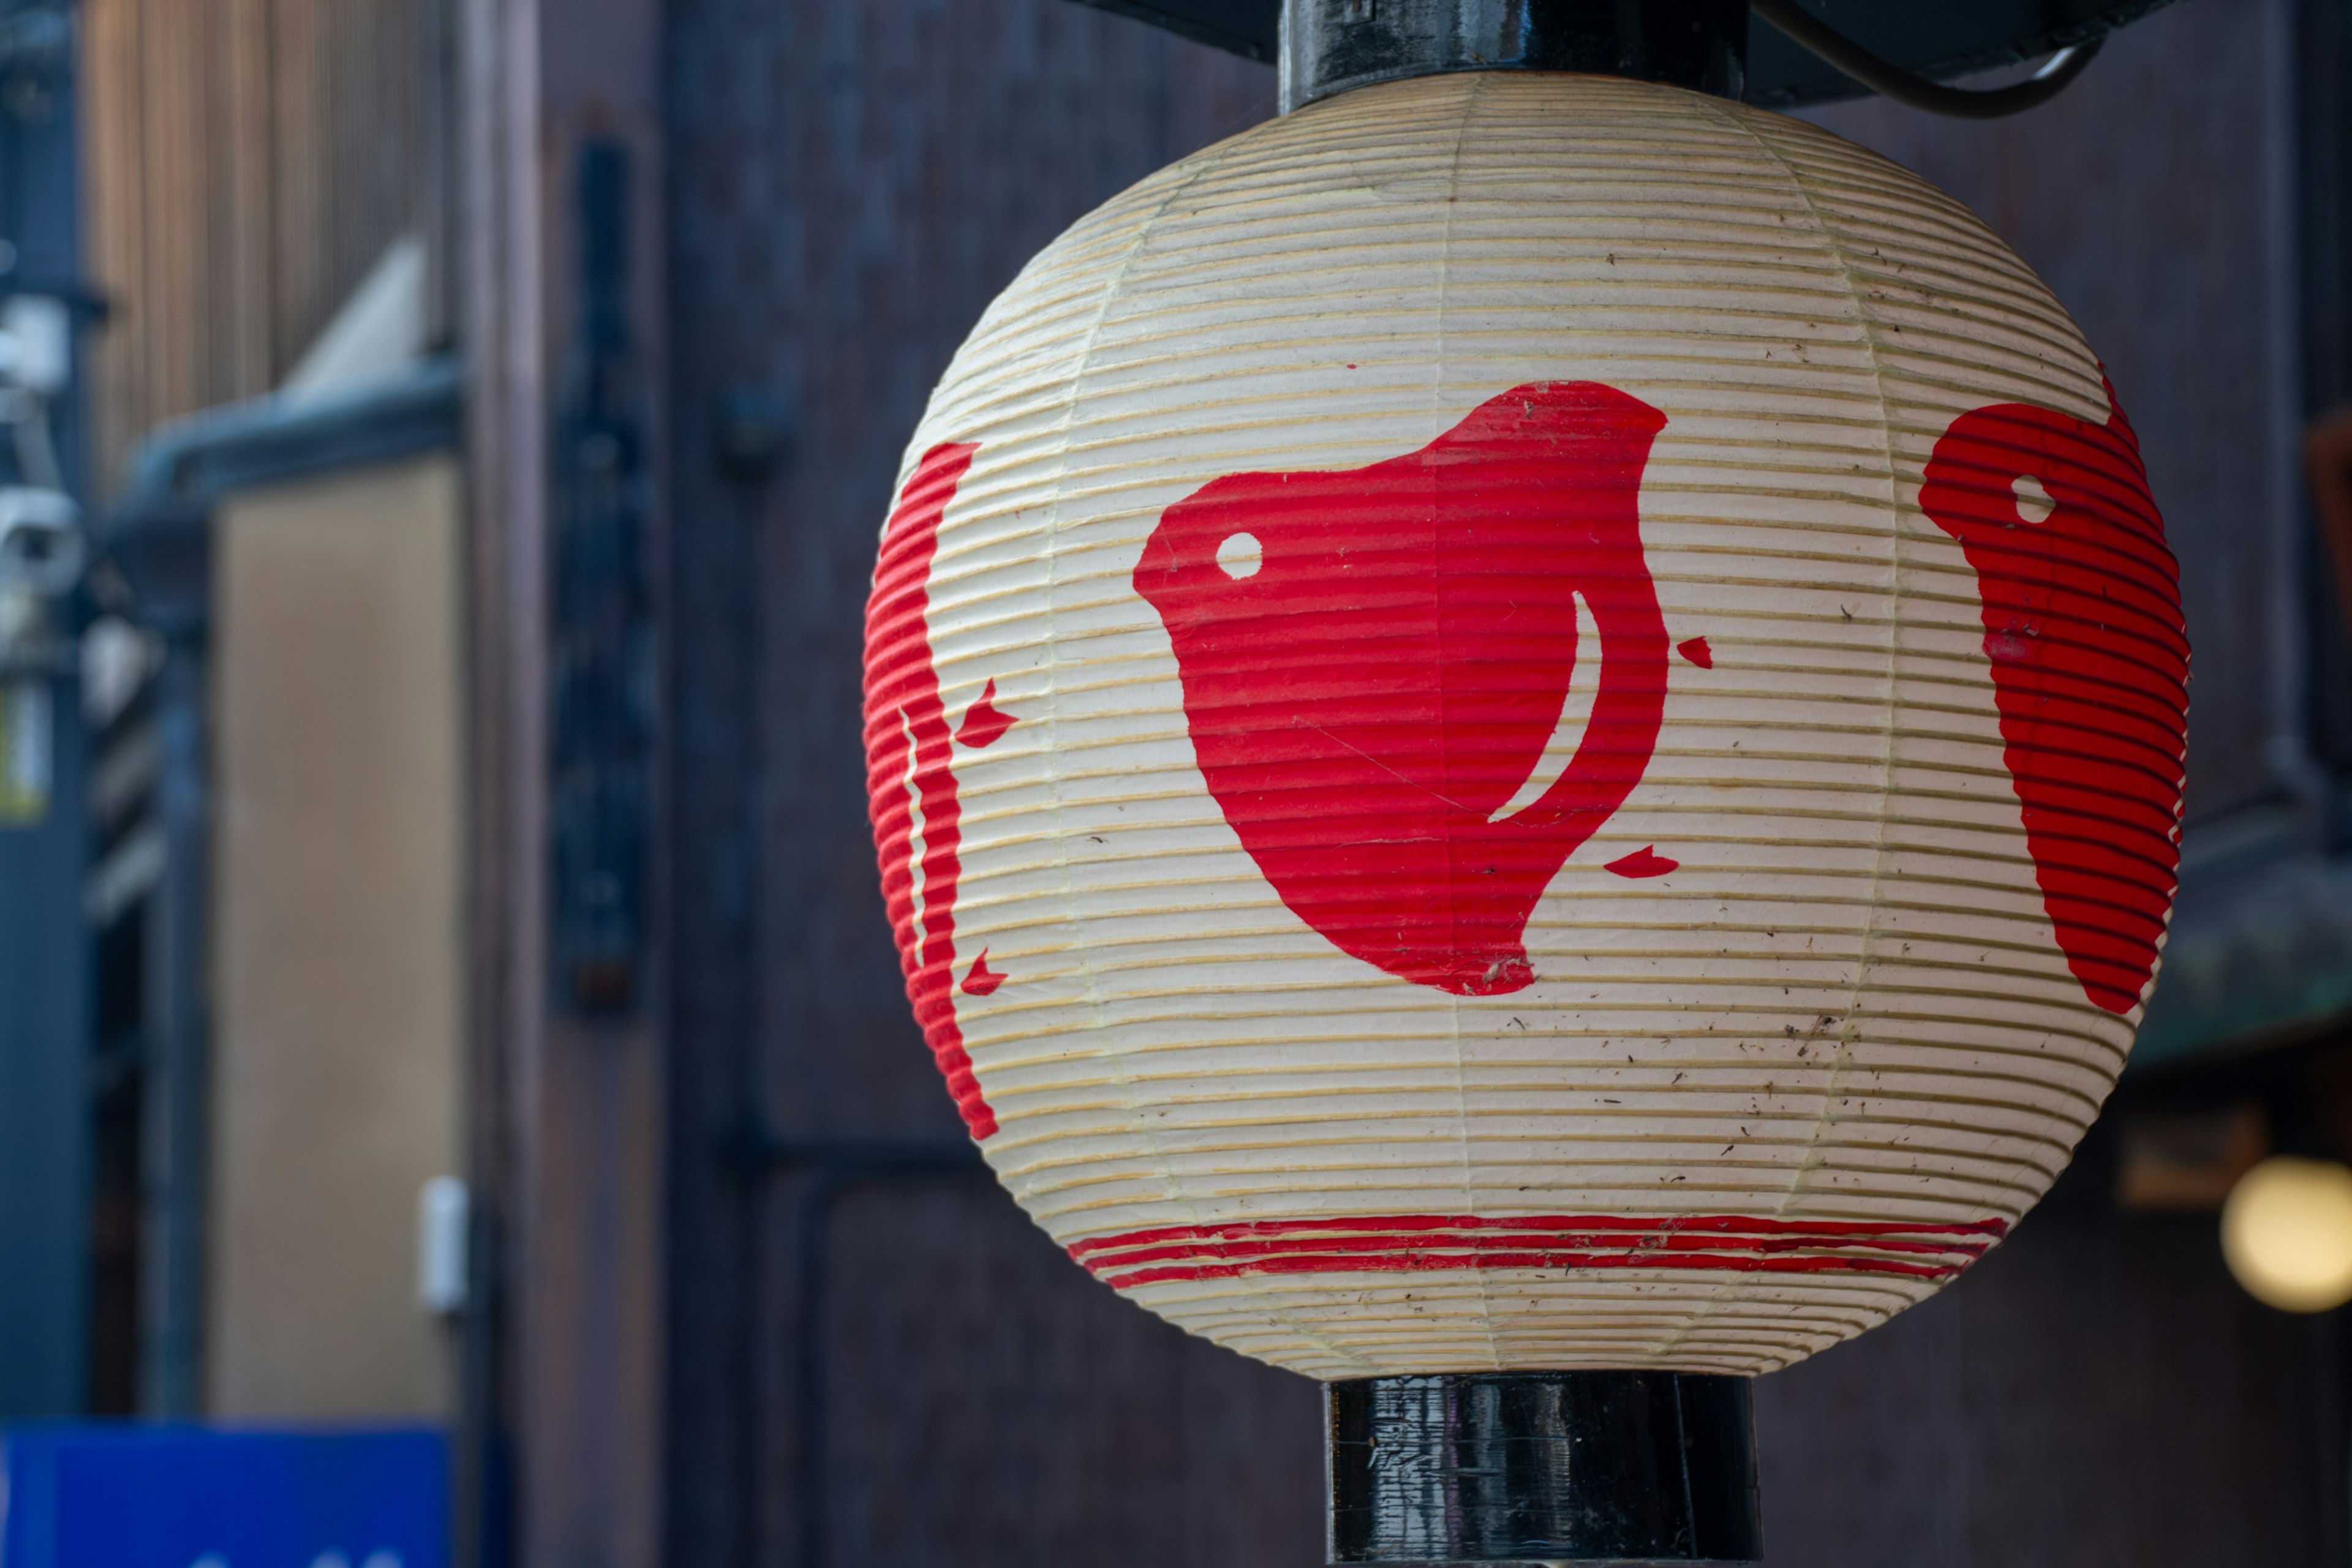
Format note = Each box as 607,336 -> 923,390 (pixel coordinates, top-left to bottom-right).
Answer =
0,1425 -> 446,1568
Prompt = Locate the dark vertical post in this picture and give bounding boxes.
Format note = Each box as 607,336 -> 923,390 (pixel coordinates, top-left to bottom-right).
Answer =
457,1 -> 671,1564
2296,0 -> 2352,774
0,616 -> 89,1417
144,632 -> 208,1417
0,0 -> 90,1422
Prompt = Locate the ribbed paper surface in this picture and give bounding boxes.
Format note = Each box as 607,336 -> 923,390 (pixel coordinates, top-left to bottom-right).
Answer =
863,73 -> 2187,1378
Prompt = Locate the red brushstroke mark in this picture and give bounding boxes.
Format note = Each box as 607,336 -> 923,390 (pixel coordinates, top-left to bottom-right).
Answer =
1069,1212 -> 2007,1289
956,678 -> 1016,748
1676,636 -> 1713,669
862,442 -> 997,1139
961,950 -> 1006,997
1135,382 -> 1670,996
1606,846 -> 1678,879
1920,386 -> 2188,1016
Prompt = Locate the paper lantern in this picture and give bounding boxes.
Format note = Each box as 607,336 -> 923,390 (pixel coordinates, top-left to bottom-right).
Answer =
864,72 -> 2185,1384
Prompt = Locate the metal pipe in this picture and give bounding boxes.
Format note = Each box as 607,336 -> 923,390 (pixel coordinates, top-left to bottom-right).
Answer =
1749,0 -> 2103,120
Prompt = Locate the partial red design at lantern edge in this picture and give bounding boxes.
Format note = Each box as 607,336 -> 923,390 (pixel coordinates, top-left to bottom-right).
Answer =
956,678 -> 1016,748
961,951 -> 1006,997
864,442 -> 997,1139
1136,382 -> 1672,997
1068,1213 -> 2008,1290
1919,387 -> 2188,1016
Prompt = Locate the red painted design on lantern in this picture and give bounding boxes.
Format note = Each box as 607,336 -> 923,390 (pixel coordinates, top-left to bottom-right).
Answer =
956,678 -> 1016,749
1920,390 -> 2188,1016
1134,382 -> 1672,996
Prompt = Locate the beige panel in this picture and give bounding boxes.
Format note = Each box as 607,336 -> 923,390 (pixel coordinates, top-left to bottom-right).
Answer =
208,453 -> 463,1419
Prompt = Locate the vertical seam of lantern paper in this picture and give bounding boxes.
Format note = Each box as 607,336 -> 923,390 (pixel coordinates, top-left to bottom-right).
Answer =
1049,160 -> 1206,1220
1437,70 -> 1506,1374
1678,103 -> 1912,1362
1055,143 -> 1374,1376
1642,96 -> 1829,1364
1749,113 -> 1905,1224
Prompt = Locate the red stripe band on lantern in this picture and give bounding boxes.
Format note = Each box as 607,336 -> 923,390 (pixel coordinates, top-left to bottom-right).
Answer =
1068,1213 -> 2007,1289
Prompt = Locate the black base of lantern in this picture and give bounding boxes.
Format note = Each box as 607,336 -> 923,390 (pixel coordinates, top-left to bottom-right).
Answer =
1327,1371 -> 1762,1565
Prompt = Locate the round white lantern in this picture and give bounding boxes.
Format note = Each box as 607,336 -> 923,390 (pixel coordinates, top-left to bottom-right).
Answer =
863,72 -> 2187,1383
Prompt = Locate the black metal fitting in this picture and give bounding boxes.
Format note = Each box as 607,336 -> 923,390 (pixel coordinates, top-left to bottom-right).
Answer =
1328,1370 -> 1762,1564
1281,0 -> 1749,113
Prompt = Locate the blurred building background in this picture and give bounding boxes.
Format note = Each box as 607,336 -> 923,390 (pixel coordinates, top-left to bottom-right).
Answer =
0,0 -> 2347,1564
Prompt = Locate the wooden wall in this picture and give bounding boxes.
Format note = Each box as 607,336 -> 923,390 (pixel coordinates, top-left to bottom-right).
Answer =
78,0 -> 435,492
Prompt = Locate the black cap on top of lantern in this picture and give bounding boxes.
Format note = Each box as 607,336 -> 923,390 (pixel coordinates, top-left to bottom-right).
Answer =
872,3 -> 2193,1566
1064,0 -> 2182,116
1283,0 -> 1752,110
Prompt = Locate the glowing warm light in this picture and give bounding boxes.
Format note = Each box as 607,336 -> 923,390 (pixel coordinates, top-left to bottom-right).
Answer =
2222,1156 -> 2352,1313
